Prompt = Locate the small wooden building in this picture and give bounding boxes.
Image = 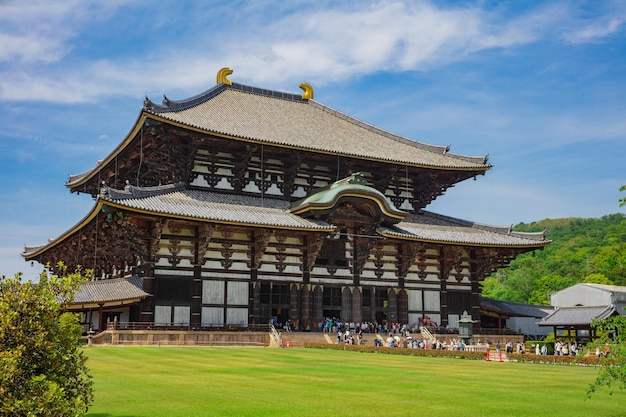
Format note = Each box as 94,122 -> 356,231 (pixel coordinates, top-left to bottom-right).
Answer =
23,68 -> 549,332
538,284 -> 626,342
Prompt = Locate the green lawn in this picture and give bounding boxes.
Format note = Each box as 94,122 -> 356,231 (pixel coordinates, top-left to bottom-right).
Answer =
86,347 -> 625,417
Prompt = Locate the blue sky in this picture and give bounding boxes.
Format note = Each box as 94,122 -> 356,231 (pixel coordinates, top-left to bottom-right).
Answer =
1,0 -> 625,280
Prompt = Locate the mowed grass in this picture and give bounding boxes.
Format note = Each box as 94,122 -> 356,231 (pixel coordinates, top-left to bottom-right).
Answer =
86,347 -> 625,417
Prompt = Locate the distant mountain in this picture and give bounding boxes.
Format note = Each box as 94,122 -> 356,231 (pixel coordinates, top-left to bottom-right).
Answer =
481,213 -> 626,305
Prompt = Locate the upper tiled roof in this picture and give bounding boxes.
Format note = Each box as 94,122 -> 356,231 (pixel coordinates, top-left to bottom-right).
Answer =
143,82 -> 490,170
71,276 -> 148,305
379,211 -> 550,248
537,305 -> 617,327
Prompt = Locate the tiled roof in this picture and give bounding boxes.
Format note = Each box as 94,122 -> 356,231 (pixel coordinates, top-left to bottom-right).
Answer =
103,185 -> 547,246
537,305 -> 617,327
102,185 -> 334,231
143,82 -> 490,170
480,297 -> 552,318
72,276 -> 148,305
379,211 -> 550,247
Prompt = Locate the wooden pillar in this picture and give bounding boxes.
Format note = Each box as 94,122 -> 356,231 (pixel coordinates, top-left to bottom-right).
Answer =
312,285 -> 323,324
98,304 -> 104,332
469,251 -> 481,333
250,281 -> 261,325
140,263 -> 154,323
439,255 -> 449,327
351,287 -> 362,323
191,265 -> 202,326
289,283 -> 299,328
342,286 -> 353,321
387,289 -> 398,323
397,289 -> 408,324
300,284 -> 311,330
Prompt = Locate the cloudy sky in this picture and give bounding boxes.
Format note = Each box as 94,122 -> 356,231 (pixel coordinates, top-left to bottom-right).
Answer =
1,0 -> 625,280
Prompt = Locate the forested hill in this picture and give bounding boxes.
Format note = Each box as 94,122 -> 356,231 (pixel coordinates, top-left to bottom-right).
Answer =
480,213 -> 626,305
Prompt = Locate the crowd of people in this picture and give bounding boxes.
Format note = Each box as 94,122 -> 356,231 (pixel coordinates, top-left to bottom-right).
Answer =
319,317 -> 417,336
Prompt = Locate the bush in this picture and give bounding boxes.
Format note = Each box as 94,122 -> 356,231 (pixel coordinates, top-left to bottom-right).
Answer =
0,268 -> 93,416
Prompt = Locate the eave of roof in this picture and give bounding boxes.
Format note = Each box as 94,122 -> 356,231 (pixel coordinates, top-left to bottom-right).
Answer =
66,276 -> 148,308
378,211 -> 550,248
23,185 -> 335,259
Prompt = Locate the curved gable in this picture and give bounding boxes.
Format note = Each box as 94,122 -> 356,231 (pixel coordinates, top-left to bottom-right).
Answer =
289,173 -> 407,225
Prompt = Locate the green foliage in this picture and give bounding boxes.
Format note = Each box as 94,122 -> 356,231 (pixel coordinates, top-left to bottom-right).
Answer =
0,265 -> 93,416
583,273 -> 613,285
619,185 -> 625,208
481,213 -> 626,304
585,315 -> 626,397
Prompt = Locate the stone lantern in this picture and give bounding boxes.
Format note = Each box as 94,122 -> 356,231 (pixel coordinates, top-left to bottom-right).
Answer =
458,311 -> 477,344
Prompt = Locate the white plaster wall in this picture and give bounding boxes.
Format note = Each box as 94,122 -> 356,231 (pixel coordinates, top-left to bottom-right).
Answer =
551,285 -> 612,307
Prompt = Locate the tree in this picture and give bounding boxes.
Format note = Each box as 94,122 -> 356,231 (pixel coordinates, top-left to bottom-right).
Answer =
583,273 -> 613,285
620,185 -> 625,208
0,265 -> 93,416
586,315 -> 626,397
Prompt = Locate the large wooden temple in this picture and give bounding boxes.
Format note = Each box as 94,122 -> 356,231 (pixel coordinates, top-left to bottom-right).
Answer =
23,68 -> 549,333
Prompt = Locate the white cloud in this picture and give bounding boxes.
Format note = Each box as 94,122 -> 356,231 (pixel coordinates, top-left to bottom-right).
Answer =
563,17 -> 625,44
4,0 -> 618,103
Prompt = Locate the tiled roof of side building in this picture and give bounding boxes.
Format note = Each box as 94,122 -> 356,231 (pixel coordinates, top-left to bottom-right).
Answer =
537,305 -> 617,327
143,81 -> 491,170
71,276 -> 148,305
480,296 -> 553,318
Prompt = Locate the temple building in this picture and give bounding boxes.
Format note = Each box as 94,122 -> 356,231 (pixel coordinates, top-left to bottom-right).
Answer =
23,68 -> 549,333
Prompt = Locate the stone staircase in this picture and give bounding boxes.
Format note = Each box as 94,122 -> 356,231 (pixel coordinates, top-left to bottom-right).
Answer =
278,332 -> 334,348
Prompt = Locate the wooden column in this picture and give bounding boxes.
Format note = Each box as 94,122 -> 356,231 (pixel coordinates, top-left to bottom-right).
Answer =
289,284 -> 300,328
139,263 -> 154,323
312,285 -> 323,325
387,289 -> 398,323
351,287 -> 362,323
342,286 -> 353,321
470,250 -> 482,333
191,265 -> 202,326
397,289 -> 408,324
300,284 -> 311,330
250,281 -> 261,325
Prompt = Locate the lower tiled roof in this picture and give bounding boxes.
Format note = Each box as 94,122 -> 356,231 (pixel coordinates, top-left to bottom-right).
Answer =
103,186 -> 334,230
379,211 -> 549,247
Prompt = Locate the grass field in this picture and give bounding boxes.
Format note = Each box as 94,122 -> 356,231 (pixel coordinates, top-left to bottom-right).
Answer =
85,346 -> 625,417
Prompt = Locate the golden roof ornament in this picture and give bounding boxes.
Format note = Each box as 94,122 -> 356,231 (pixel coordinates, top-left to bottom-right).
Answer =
299,83 -> 314,100
216,67 -> 233,85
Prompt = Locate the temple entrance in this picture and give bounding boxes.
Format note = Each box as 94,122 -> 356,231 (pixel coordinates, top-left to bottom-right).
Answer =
271,307 -> 289,329
323,309 -> 341,319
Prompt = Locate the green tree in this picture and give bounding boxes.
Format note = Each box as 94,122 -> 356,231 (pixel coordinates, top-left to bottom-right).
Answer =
0,265 -> 93,416
619,185 -> 625,207
586,315 -> 626,397
583,273 -> 613,285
